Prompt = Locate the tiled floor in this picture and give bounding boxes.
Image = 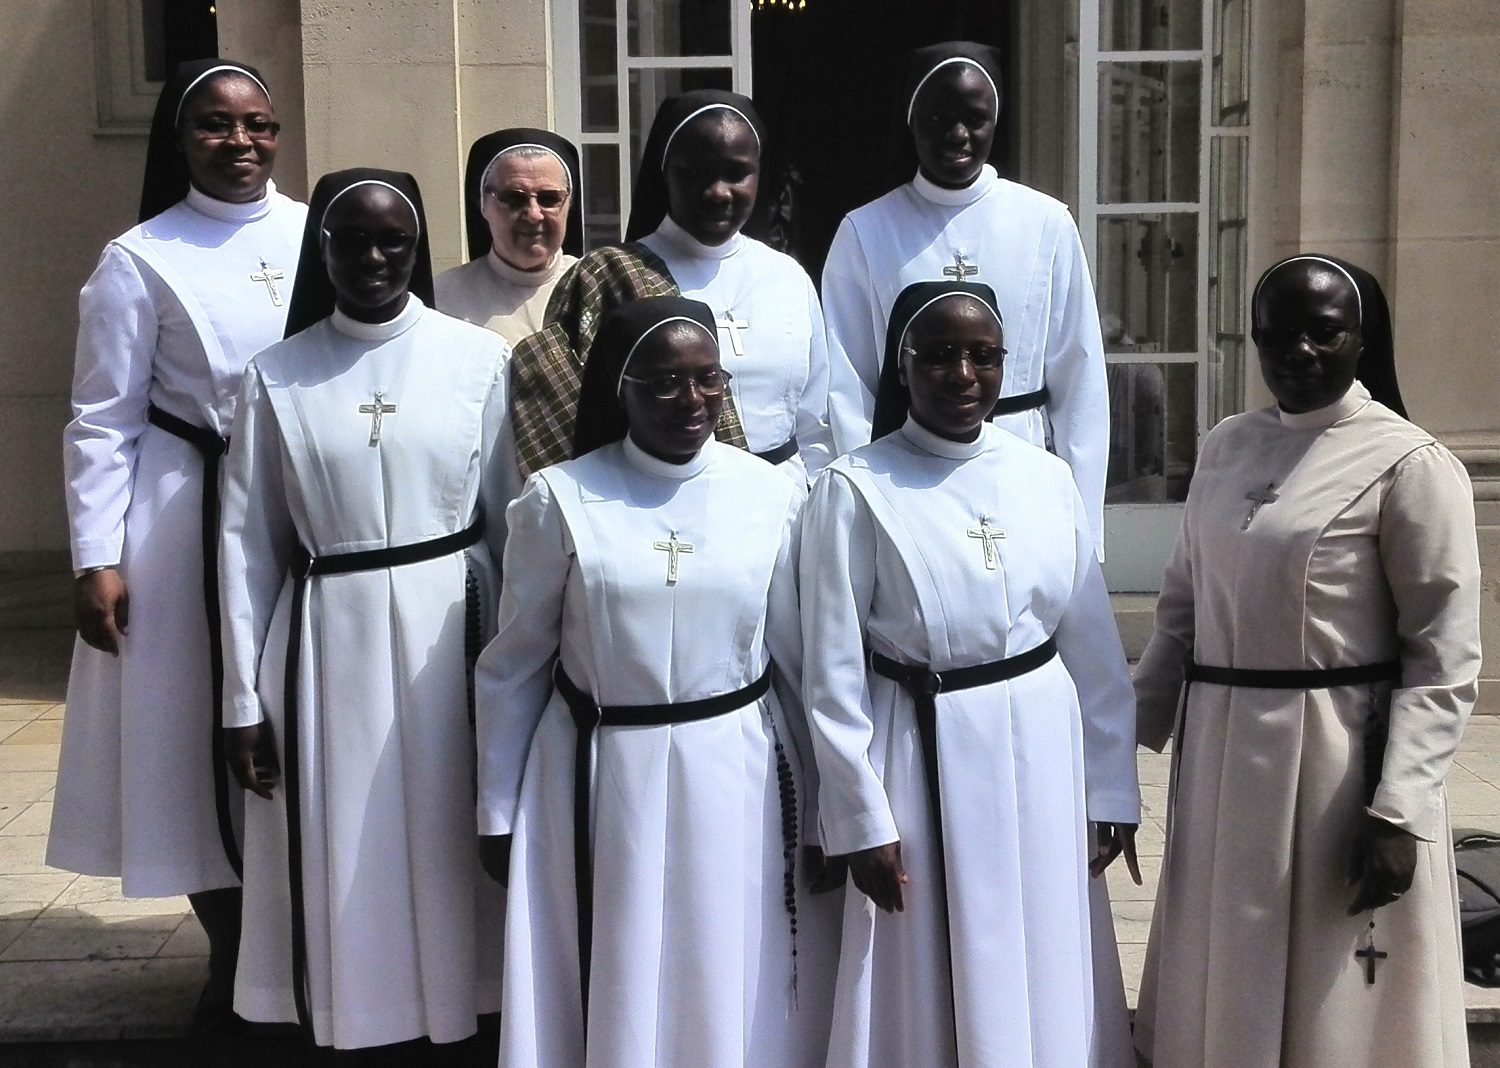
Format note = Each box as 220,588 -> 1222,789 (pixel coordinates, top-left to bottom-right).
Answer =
2,625 -> 1499,1042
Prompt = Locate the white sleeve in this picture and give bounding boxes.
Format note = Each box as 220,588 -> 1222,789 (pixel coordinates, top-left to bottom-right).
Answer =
821,217 -> 883,457
219,366 -> 297,729
474,475 -> 571,837
63,245 -> 158,570
1132,515 -> 1195,753
1370,445 -> 1482,842
800,469 -> 899,856
1043,212 -> 1110,561
477,339 -> 517,596
794,275 -> 836,477
763,491 -> 820,844
1054,484 -> 1141,823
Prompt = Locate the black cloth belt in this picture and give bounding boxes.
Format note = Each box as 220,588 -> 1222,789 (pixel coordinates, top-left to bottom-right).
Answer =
753,435 -> 799,466
146,403 -> 240,880
552,662 -> 773,1028
1186,661 -> 1401,688
281,516 -> 483,1029
869,637 -> 1059,1068
989,384 -> 1050,418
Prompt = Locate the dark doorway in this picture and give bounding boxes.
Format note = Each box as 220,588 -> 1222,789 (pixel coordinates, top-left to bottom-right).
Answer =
750,0 -> 1012,279
142,0 -> 219,83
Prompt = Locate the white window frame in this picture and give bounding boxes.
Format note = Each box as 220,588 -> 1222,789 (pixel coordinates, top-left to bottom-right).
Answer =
550,0 -> 753,245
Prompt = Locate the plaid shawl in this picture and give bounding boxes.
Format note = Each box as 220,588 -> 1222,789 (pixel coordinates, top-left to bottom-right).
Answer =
510,242 -> 748,477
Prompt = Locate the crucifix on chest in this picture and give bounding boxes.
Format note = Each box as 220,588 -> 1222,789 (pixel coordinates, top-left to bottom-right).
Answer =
1242,482 -> 1280,530
250,259 -> 286,307
358,391 -> 397,446
653,531 -> 695,585
967,515 -> 1006,570
716,310 -> 750,357
944,252 -> 978,282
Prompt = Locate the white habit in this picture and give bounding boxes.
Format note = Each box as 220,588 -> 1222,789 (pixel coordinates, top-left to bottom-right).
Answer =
219,297 -> 511,1048
52,184 -> 306,896
821,166 -> 1109,556
476,437 -> 838,1068
1133,383 -> 1479,1068
639,215 -> 835,479
801,419 -> 1139,1068
435,247 -> 579,347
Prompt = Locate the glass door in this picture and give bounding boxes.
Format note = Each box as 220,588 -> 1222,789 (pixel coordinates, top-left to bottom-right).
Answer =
1079,0 -> 1251,590
551,0 -> 754,249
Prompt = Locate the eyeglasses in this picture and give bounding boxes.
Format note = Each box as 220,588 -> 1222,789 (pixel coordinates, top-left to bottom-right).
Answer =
910,344 -> 1006,372
621,369 -> 734,400
186,116 -> 281,142
1256,323 -> 1354,348
321,228 -> 418,256
485,188 -> 570,213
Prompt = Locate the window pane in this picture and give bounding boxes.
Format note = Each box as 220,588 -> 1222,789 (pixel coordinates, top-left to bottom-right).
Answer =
628,0 -> 732,57
627,67 -> 734,187
582,143 -> 622,250
1106,362 -> 1197,503
1097,212 -> 1199,353
581,0 -> 619,132
1208,135 -> 1249,425
1098,61 -> 1200,203
1212,0 -> 1250,126
1100,0 -> 1202,50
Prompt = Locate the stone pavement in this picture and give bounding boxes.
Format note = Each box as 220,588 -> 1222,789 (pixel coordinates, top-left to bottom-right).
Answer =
4,625 -> 1500,1055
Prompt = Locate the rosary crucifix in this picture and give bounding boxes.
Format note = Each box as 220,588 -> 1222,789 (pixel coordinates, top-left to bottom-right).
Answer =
358,391 -> 397,446
944,251 -> 978,282
653,531 -> 694,585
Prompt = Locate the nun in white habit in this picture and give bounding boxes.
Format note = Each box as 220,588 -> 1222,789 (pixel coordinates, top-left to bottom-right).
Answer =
801,281 -> 1139,1068
625,89 -> 835,482
821,42 -> 1109,559
476,295 -> 838,1068
52,58 -> 305,1024
218,169 -> 510,1050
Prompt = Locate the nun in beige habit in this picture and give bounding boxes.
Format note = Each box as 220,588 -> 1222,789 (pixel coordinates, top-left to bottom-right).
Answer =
1133,255 -> 1479,1067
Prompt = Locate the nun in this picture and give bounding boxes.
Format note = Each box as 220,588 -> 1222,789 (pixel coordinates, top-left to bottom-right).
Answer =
507,90 -> 832,485
476,295 -> 836,1068
217,169 -> 511,1051
801,281 -> 1140,1068
52,59 -> 306,1028
1132,255 -> 1478,1067
820,42 -> 1110,559
435,128 -> 583,346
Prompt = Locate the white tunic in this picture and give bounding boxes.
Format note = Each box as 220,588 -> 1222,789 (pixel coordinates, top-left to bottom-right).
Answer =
434,248 -> 578,347
801,420 -> 1139,1068
219,297 -> 511,1048
639,216 -> 835,479
476,437 -> 838,1068
821,166 -> 1109,556
50,184 -> 306,897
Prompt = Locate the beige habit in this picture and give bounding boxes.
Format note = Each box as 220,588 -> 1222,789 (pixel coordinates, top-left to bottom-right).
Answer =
1133,382 -> 1479,1068
435,248 -> 578,347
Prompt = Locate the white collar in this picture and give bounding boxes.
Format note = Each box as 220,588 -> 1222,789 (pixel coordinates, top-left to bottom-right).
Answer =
911,164 -> 997,208
653,214 -> 744,260
485,247 -> 570,288
1277,380 -> 1371,430
185,181 -> 276,223
331,294 -> 425,340
623,433 -> 714,480
899,416 -> 991,460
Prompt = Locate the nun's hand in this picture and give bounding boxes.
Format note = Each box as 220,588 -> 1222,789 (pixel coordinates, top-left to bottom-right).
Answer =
804,845 -> 848,895
1090,822 -> 1142,883
228,722 -> 280,800
479,835 -> 513,887
846,841 -> 908,913
1348,814 -> 1417,914
75,568 -> 128,655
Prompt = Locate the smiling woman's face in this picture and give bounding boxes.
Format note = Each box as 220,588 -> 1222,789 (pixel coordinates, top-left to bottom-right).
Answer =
899,295 -> 1005,442
620,322 -> 725,462
1252,261 -> 1362,414
320,185 -> 420,323
178,73 -> 278,204
663,112 -> 760,246
910,64 -> 998,189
